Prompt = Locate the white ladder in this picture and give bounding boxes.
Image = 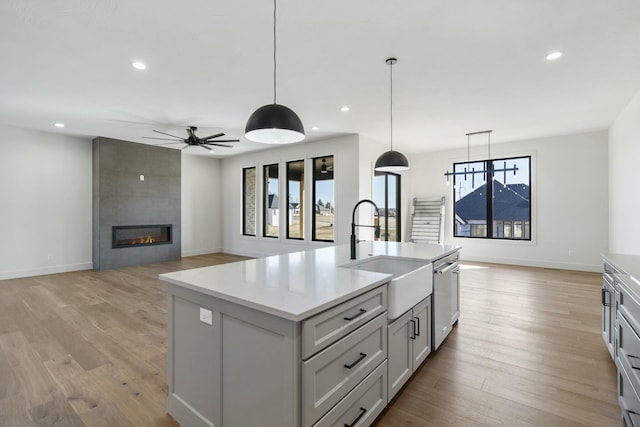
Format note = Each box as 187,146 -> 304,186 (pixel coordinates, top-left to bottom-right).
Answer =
409,197 -> 445,244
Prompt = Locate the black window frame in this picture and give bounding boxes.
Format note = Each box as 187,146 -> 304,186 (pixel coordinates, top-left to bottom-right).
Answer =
263,163 -> 279,238
453,155 -> 531,241
312,155 -> 334,243
286,159 -> 305,240
242,166 -> 257,236
374,171 -> 402,242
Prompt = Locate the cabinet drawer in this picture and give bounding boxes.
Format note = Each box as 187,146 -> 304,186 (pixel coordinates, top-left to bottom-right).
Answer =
619,275 -> 640,329
313,361 -> 387,427
618,359 -> 640,427
302,314 -> 387,427
302,286 -> 387,359
618,313 -> 640,393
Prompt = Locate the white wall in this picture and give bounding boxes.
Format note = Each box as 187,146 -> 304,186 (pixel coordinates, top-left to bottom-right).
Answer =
221,135 -> 360,257
609,89 -> 640,255
0,124 -> 93,279
181,154 -> 223,256
408,131 -> 609,271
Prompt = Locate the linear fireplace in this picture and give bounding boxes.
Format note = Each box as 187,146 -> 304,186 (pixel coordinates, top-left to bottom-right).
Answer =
112,225 -> 172,249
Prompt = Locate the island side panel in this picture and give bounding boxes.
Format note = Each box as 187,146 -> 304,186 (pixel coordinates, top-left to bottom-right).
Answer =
167,284 -> 300,427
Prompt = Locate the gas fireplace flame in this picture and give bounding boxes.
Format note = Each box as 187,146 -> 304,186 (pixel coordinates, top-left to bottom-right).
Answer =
131,235 -> 155,244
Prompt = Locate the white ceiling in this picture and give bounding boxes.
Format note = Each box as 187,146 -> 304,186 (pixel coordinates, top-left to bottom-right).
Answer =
1,0 -> 639,157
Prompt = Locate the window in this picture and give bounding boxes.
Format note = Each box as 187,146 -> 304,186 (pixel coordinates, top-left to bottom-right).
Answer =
373,171 -> 401,241
263,164 -> 279,238
453,156 -> 531,240
242,167 -> 257,236
286,160 -> 304,239
312,156 -> 334,242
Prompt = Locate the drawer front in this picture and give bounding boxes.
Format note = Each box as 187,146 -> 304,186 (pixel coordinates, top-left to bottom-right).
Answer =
618,313 -> 640,393
619,279 -> 640,331
618,359 -> 640,425
302,314 -> 387,427
313,361 -> 387,427
302,286 -> 387,359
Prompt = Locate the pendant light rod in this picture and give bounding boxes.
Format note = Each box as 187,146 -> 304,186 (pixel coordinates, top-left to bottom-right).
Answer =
273,0 -> 277,104
386,57 -> 397,151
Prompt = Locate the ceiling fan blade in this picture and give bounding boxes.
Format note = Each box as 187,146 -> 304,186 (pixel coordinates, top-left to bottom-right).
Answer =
200,145 -> 212,151
205,139 -> 239,143
181,145 -> 191,150
152,129 -> 185,139
204,143 -> 233,148
201,132 -> 225,140
153,142 -> 187,146
142,136 -> 183,141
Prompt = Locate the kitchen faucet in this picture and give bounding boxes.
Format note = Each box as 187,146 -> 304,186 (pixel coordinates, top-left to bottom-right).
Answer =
350,199 -> 381,259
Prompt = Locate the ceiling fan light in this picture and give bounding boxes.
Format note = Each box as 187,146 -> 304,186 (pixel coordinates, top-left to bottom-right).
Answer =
375,150 -> 409,172
245,104 -> 305,144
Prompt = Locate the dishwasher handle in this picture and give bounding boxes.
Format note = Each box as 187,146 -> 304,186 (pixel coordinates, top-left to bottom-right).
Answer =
436,262 -> 459,275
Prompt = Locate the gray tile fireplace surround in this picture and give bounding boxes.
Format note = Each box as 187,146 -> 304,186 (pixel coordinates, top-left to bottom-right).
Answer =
92,137 -> 181,270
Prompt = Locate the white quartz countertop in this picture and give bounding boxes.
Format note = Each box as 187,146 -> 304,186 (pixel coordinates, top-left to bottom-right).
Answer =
159,242 -> 460,321
603,253 -> 640,286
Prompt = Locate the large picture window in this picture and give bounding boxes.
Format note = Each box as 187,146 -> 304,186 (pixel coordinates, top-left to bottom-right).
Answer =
453,156 -> 531,240
263,164 -> 279,238
242,167 -> 256,236
312,156 -> 334,242
286,160 -> 304,239
373,171 -> 401,241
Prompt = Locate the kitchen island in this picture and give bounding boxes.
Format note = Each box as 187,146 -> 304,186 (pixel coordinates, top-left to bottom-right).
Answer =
159,241 -> 460,427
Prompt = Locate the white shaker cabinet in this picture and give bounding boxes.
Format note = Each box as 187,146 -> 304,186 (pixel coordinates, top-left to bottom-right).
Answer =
387,296 -> 431,400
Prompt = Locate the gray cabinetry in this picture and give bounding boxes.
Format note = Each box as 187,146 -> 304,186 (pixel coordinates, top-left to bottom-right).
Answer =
615,273 -> 640,426
603,260 -> 619,359
302,314 -> 387,426
168,285 -> 299,427
167,283 -> 388,427
387,296 -> 432,400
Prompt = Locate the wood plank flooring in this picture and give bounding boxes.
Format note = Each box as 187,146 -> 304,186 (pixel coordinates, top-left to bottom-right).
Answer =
0,256 -> 622,426
375,263 -> 621,427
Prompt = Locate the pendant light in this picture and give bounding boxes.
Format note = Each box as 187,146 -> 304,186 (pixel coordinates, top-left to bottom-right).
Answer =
375,57 -> 409,172
245,0 -> 305,144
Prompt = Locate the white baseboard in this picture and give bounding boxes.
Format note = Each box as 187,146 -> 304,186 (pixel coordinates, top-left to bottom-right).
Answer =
181,247 -> 223,257
460,254 -> 601,273
222,248 -> 267,259
0,262 -> 94,281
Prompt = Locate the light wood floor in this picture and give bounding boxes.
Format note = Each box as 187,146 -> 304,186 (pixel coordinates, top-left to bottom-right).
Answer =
376,263 -> 621,427
0,256 -> 621,426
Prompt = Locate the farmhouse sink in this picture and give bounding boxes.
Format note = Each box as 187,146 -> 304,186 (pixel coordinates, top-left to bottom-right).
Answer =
342,256 -> 433,319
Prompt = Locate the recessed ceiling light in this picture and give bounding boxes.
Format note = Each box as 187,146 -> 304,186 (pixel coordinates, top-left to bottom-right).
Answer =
132,61 -> 147,70
54,123 -> 65,128
545,51 -> 563,61
311,126 -> 319,131
341,106 -> 350,112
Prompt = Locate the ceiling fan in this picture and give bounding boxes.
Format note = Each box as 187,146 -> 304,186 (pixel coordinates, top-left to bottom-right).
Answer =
143,126 -> 239,151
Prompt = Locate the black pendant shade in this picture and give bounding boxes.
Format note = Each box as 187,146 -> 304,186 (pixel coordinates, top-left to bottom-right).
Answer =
245,0 -> 304,144
375,150 -> 409,172
245,103 -> 305,144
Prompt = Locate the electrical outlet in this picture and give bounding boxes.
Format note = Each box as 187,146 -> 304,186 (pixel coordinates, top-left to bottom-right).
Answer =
199,308 -> 212,325
568,250 -> 574,257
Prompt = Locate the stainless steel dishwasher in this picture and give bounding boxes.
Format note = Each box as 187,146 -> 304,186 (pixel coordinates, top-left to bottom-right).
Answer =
432,252 -> 460,350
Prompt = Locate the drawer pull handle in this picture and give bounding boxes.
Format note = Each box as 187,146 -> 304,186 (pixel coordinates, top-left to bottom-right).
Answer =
628,355 -> 640,370
414,316 -> 420,336
409,319 -> 416,340
344,309 -> 367,321
602,288 -> 610,306
344,407 -> 367,427
344,352 -> 367,369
